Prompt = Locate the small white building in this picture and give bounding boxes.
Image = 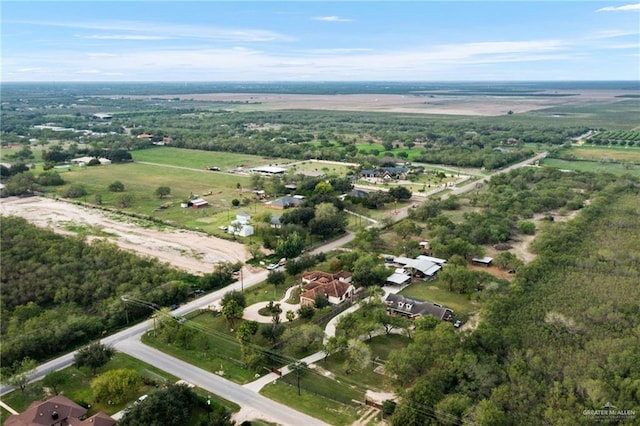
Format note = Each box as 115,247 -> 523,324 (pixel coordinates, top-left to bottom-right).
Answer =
229,212 -> 254,237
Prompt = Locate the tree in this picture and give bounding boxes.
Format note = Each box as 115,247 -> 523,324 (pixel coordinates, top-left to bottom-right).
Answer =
286,310 -> 296,322
236,320 -> 259,345
389,186 -> 412,201
394,220 -> 420,239
282,324 -> 325,354
155,186 -> 171,198
231,198 -> 240,207
309,202 -> 347,237
297,304 -> 315,320
116,193 -> 134,208
267,270 -> 286,286
289,361 -> 308,395
261,323 -> 285,345
352,254 -> 389,287
344,339 -> 371,374
42,370 -> 70,395
275,231 -> 304,259
6,357 -> 37,393
108,180 -> 125,192
314,181 -> 333,195
221,290 -> 247,310
74,342 -> 115,375
91,368 -> 141,404
63,184 -> 87,198
119,383 -> 199,426
517,220 -> 536,235
221,299 -> 243,328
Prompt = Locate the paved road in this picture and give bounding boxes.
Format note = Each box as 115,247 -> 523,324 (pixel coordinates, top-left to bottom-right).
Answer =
1,152 -> 545,421
115,339 -> 327,426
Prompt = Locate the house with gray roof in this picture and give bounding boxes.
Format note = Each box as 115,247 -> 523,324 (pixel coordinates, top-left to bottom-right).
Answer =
385,293 -> 453,321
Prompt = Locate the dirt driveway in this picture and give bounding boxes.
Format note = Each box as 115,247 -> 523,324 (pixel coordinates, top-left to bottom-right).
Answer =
1,197 -> 249,275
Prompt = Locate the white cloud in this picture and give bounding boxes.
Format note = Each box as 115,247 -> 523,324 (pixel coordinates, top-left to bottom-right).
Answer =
81,34 -> 173,40
312,16 -> 353,22
11,19 -> 293,42
597,3 -> 640,12
591,29 -> 640,39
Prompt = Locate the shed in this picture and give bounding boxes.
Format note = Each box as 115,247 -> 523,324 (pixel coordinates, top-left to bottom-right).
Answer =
386,272 -> 411,285
472,256 -> 493,266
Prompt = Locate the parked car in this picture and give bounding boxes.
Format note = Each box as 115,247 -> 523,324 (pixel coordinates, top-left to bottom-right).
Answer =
169,304 -> 179,311
266,263 -> 279,270
194,289 -> 205,295
454,320 -> 463,328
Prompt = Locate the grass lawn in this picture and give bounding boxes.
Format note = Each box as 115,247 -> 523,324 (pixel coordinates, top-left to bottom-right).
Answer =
141,312 -> 257,384
47,161 -> 289,237
243,281 -> 291,306
400,280 -> 479,316
317,334 -> 410,392
261,376 -> 363,426
132,146 -> 295,170
541,158 -> 640,177
564,145 -> 640,162
355,143 -> 424,161
0,353 -> 178,422
287,160 -> 354,177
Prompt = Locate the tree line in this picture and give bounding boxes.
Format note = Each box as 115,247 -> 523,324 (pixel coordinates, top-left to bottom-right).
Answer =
0,216 -> 236,365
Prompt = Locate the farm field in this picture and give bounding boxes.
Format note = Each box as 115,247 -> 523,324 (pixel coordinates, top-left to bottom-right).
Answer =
541,158 -> 640,177
132,147 -> 295,171
564,146 -> 640,162
49,160 -> 288,237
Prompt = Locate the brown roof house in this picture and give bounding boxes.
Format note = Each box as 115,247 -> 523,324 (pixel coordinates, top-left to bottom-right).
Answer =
5,395 -> 115,426
385,293 -> 453,321
299,270 -> 354,306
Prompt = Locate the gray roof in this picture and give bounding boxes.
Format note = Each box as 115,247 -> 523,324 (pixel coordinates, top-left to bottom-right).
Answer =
386,272 -> 411,285
393,256 -> 441,276
385,293 -> 453,320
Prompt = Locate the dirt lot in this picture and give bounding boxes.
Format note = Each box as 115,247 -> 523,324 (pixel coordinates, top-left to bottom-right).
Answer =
127,89 -> 631,116
1,197 -> 249,275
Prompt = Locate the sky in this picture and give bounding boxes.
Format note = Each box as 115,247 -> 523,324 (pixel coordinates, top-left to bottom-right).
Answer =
2,1 -> 639,82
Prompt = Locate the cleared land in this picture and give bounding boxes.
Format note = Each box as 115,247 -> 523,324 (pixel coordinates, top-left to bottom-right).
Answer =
0,197 -> 249,275
122,89 -> 633,116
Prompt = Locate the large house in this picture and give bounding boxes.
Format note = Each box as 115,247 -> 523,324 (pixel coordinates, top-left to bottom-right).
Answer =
265,196 -> 304,210
385,293 -> 453,321
5,395 -> 116,426
299,270 -> 354,306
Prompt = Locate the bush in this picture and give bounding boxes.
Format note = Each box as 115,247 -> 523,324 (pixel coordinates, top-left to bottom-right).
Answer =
108,180 -> 125,192
63,184 -> 87,198
517,220 -> 536,235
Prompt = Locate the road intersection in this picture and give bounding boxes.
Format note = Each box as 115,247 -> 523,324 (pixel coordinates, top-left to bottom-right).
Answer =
1,152 -> 546,424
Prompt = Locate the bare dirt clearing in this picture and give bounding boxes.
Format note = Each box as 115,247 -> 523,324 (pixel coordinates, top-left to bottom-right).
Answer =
1,197 -> 248,275
123,90 -> 631,116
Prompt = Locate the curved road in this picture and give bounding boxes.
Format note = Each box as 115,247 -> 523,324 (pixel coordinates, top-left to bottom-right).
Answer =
1,152 -> 545,423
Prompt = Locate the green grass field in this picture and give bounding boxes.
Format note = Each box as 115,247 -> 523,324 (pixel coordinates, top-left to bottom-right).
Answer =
132,146 -> 295,170
318,334 -> 411,392
541,158 -> 640,177
565,145 -> 640,162
356,143 -> 424,160
49,160 -> 287,237
399,280 -> 479,316
141,312 -> 257,384
261,376 -> 362,426
286,160 -> 355,177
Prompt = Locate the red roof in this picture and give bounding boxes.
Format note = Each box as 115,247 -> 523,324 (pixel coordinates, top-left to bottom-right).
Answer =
5,395 -> 87,426
301,279 -> 353,301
